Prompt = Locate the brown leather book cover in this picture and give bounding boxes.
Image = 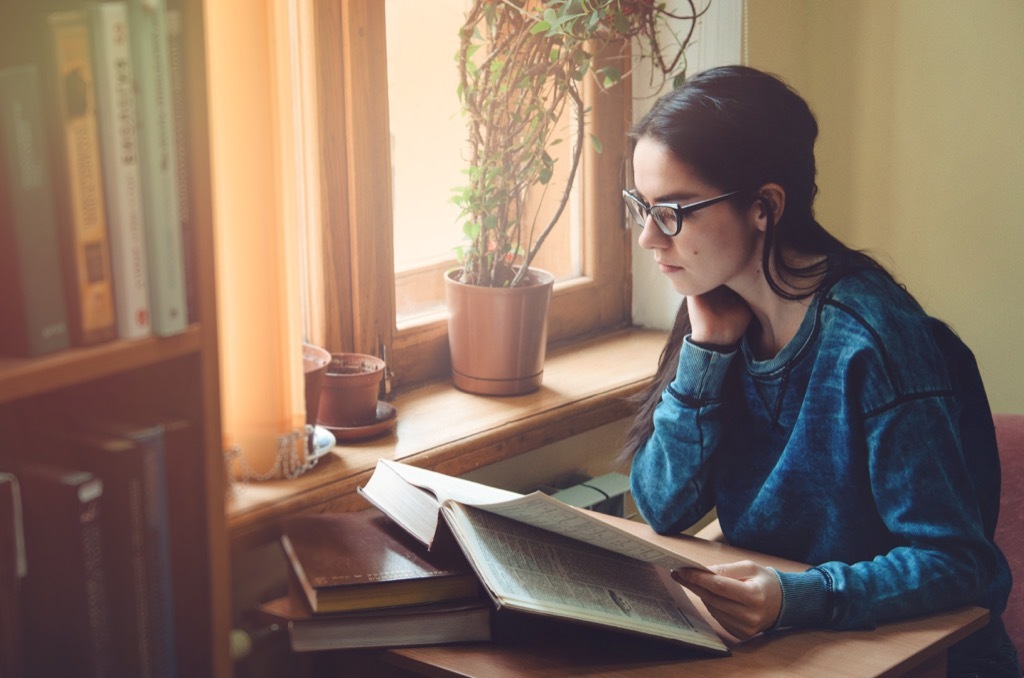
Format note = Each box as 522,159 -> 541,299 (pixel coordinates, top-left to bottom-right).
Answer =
280,508 -> 479,614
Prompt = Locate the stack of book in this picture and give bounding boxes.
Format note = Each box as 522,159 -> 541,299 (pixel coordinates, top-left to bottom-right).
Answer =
0,0 -> 192,359
0,414 -> 192,677
261,508 -> 491,652
263,463 -> 730,658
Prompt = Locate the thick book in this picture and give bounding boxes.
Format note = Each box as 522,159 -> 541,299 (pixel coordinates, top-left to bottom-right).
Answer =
19,463 -> 113,677
127,0 -> 188,336
358,460 -> 729,656
0,473 -> 27,678
257,592 -> 492,652
280,508 -> 480,614
90,2 -> 152,341
43,10 -> 118,347
0,65 -> 71,358
165,8 -> 197,325
51,420 -> 179,678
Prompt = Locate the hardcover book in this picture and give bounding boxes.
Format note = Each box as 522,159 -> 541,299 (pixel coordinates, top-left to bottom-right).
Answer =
280,508 -> 480,614
166,8 -> 197,325
358,460 -> 729,655
127,0 -> 188,336
43,10 -> 118,347
90,2 -> 152,341
0,472 -> 27,678
19,463 -> 113,677
0,64 -> 71,358
58,420 -> 179,678
256,593 -> 492,652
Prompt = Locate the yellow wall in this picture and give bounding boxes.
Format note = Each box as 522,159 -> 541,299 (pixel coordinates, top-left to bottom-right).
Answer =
747,0 -> 1024,414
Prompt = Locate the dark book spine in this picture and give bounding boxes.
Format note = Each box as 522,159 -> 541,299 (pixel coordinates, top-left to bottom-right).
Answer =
78,421 -> 178,678
0,65 -> 71,358
19,464 -> 113,678
0,473 -> 27,678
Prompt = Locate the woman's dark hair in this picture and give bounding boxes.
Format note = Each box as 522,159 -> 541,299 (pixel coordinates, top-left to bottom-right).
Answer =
621,65 -> 895,461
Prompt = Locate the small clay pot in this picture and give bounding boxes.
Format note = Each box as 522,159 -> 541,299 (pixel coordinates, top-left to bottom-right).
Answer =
302,343 -> 331,427
317,353 -> 386,428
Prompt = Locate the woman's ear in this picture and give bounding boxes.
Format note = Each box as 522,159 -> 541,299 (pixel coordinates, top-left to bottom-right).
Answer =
752,184 -> 785,232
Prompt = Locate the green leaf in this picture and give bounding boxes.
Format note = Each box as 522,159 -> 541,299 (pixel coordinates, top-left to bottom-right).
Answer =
531,20 -> 551,34
589,133 -> 603,154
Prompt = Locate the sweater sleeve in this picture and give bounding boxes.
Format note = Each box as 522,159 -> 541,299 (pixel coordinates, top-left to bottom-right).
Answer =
778,394 -> 1005,631
629,336 -> 737,535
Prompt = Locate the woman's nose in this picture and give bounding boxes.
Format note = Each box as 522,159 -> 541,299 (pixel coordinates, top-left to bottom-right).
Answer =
636,214 -> 667,250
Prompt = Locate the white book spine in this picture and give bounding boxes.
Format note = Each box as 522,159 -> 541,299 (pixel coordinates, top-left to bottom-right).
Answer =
128,0 -> 187,336
91,2 -> 152,340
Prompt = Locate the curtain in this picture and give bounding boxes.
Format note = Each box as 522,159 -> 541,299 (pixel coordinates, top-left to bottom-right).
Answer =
206,0 -> 317,481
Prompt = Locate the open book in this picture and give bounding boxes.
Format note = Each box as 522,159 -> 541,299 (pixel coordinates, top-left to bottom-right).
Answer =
358,459 -> 729,656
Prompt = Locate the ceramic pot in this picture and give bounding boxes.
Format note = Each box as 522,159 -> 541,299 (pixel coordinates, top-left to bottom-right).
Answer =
444,267 -> 554,396
302,343 -> 331,427
317,353 -> 386,428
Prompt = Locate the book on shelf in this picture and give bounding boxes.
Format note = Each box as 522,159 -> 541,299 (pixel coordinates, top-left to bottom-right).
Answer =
280,508 -> 480,615
358,460 -> 730,656
257,592 -> 493,652
126,413 -> 201,677
19,462 -> 113,678
126,0 -> 188,336
42,418 -> 180,678
43,9 -> 118,347
0,64 -> 71,358
166,7 -> 197,325
0,472 -> 27,678
90,2 -> 152,341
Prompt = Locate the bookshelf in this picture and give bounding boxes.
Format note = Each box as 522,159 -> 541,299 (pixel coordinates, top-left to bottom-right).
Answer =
0,1 -> 231,676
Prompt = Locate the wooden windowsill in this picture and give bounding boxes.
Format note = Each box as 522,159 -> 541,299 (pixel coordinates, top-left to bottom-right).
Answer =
225,327 -> 667,547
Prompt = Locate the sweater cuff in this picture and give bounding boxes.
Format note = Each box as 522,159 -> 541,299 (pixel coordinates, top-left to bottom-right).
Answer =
672,335 -> 737,402
771,567 -> 831,630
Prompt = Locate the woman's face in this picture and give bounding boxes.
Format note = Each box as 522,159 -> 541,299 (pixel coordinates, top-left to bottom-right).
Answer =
632,136 -> 763,297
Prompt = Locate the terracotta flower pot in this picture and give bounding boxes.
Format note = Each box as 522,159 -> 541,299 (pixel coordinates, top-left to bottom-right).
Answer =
316,353 -> 386,428
444,267 -> 554,396
302,343 -> 331,427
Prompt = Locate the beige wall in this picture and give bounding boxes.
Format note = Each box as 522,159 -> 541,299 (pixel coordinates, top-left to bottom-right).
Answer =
747,0 -> 1024,414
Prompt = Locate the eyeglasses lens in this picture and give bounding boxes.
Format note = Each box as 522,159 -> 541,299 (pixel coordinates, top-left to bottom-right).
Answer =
624,198 -> 646,228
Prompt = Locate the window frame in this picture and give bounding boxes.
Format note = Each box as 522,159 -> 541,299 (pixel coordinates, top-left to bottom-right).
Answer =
312,0 -> 633,389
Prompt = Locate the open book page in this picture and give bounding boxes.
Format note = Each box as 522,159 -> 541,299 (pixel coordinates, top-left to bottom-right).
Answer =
442,502 -> 727,654
367,460 -> 707,572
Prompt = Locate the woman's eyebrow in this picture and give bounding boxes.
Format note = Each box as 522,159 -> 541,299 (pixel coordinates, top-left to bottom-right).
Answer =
653,191 -> 701,204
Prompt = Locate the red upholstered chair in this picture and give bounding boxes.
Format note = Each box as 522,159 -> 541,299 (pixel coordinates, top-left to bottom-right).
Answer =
994,413 -> 1024,652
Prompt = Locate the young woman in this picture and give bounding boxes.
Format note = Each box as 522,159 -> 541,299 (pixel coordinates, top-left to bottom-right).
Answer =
624,65 -> 1019,676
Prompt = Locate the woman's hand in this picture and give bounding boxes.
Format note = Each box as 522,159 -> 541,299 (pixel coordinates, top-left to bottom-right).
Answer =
687,286 -> 753,347
672,561 -> 782,640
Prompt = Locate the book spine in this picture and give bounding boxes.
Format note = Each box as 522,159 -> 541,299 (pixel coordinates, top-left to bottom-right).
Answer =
0,473 -> 27,678
138,426 -> 178,678
90,2 -> 152,341
0,65 -> 71,357
44,10 -> 119,347
20,464 -> 113,678
127,0 -> 188,336
82,421 -> 178,678
166,8 -> 197,325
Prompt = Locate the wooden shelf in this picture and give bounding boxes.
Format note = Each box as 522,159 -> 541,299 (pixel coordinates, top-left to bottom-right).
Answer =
227,328 -> 667,548
0,326 -> 202,405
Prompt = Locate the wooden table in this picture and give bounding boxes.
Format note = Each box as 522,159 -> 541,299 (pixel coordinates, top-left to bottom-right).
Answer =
381,515 -> 989,677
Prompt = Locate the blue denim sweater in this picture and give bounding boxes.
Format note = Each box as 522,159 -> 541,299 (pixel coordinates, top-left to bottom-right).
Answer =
630,268 -> 1011,633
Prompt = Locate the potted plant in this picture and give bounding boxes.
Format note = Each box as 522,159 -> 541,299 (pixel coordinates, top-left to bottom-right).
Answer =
447,0 -> 709,395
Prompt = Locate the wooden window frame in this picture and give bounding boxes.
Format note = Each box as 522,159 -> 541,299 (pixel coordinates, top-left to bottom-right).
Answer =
312,0 -> 632,390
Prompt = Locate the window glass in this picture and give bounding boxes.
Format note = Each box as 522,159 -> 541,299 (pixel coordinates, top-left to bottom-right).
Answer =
385,0 -> 581,325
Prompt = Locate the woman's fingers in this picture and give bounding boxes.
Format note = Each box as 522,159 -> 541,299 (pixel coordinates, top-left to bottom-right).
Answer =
673,561 -> 783,640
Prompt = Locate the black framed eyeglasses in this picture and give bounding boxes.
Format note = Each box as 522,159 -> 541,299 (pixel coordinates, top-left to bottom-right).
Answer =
622,189 -> 742,236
